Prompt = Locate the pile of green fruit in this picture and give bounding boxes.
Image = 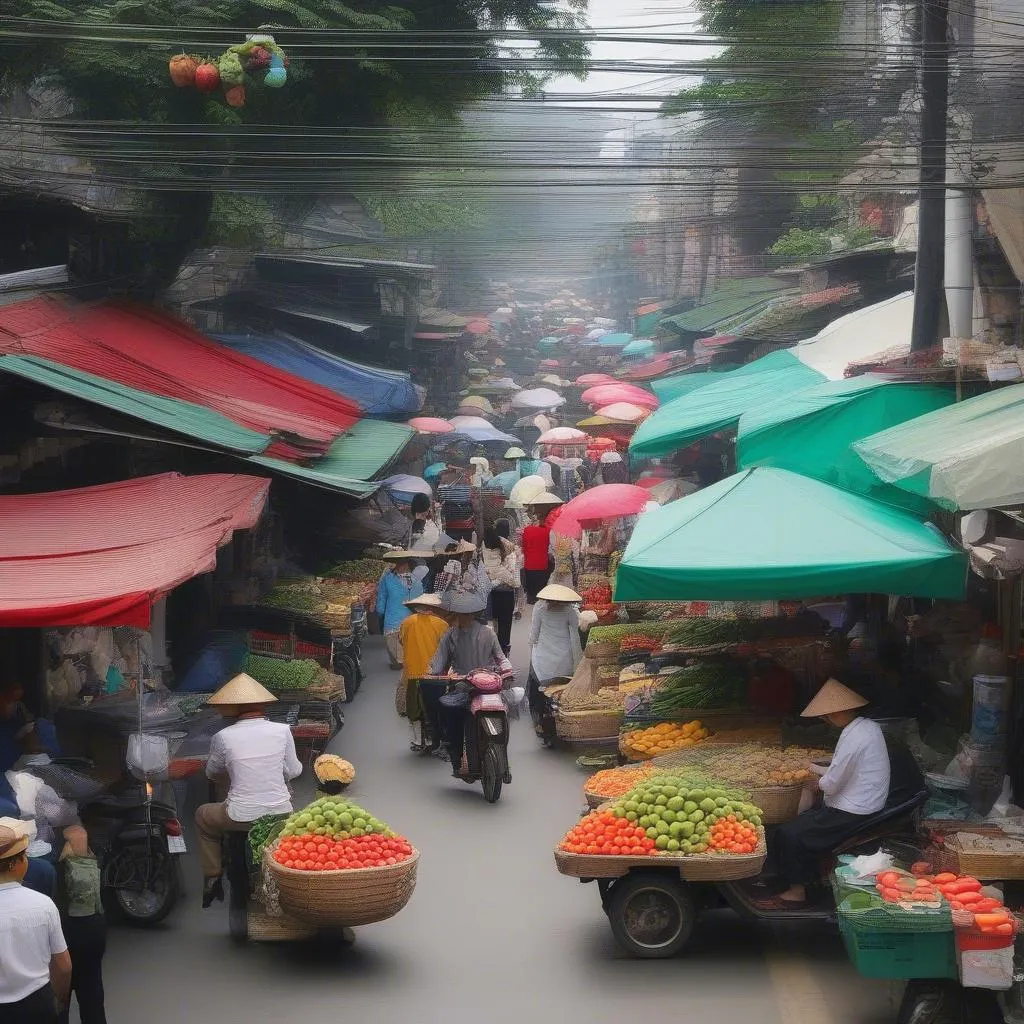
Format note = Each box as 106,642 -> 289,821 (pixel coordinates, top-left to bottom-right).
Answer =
242,654 -> 322,691
279,796 -> 394,841
607,774 -> 763,855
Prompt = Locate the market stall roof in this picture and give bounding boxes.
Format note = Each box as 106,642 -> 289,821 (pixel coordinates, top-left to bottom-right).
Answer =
0,473 -> 270,627
651,369 -> 732,403
615,467 -> 966,602
853,383 -> 1024,510
0,354 -> 272,455
250,419 -> 412,498
631,293 -> 915,457
214,333 -> 423,417
548,484 -> 652,539
737,375 -> 956,509
0,296 -> 362,459
659,277 -> 798,336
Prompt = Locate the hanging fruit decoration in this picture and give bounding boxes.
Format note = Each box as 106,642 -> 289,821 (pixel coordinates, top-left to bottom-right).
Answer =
167,32 -> 288,109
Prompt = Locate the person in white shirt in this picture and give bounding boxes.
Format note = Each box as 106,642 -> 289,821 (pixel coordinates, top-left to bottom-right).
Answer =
771,679 -> 891,906
0,817 -> 71,1023
528,584 -> 583,729
194,674 -> 302,907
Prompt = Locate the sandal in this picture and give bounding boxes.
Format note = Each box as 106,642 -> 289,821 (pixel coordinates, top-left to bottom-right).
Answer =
409,742 -> 426,753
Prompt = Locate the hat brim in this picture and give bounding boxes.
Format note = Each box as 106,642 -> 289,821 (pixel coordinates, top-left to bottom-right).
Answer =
208,673 -> 278,706
381,550 -> 422,561
442,592 -> 488,614
404,595 -> 444,610
800,678 -> 869,717
537,584 -> 582,603
0,834 -> 29,858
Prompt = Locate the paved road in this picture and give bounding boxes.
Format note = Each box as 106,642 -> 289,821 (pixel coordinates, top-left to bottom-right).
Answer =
88,617 -> 897,1024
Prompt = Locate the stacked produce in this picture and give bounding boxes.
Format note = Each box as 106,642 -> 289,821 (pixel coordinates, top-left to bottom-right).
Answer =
708,817 -> 760,855
259,580 -> 325,615
641,661 -> 748,716
324,558 -> 387,583
558,810 -> 656,857
242,654 -> 322,692
621,719 -> 710,759
586,764 -> 657,800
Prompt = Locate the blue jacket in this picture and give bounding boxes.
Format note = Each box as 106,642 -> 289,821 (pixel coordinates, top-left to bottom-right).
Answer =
376,571 -> 423,633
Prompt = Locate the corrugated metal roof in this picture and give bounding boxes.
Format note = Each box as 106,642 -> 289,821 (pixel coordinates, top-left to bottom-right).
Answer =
660,278 -> 798,335
0,354 -> 271,454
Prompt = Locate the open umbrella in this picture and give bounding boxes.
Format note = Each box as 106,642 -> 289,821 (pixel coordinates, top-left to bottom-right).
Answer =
537,427 -> 588,444
540,359 -> 562,369
598,332 -> 634,348
383,474 -> 433,499
459,395 -> 494,414
548,484 -> 652,539
586,328 -> 610,340
537,336 -> 560,349
485,470 -> 519,497
623,339 -> 655,359
512,387 -> 566,410
449,415 -> 521,446
576,373 -> 617,387
595,403 -> 652,424
581,384 -> 659,409
408,416 -> 455,434
507,475 -> 548,508
423,462 -> 449,480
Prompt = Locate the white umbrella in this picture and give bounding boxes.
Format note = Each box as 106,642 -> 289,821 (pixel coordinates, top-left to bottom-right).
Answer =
586,327 -> 610,340
507,475 -> 547,508
512,387 -> 566,410
538,427 -> 587,444
383,474 -> 433,497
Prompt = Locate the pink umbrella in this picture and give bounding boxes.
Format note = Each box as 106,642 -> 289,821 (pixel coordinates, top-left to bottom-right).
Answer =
538,427 -> 588,444
594,402 -> 652,423
580,383 -> 659,409
548,484 -> 651,539
575,373 -> 617,387
408,416 -> 455,434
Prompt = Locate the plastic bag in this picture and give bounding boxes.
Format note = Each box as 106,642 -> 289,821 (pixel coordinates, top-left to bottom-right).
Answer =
127,733 -> 169,779
845,850 -> 896,881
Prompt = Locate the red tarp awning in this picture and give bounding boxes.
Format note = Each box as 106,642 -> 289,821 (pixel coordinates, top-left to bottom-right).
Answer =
0,473 -> 270,627
0,297 -> 361,458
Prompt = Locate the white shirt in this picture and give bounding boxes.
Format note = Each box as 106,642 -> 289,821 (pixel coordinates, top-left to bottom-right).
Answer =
206,718 -> 303,822
0,882 -> 67,1003
530,601 -> 583,681
819,717 -> 890,815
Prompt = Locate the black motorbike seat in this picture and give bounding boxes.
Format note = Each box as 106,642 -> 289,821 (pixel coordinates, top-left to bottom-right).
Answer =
848,788 -> 929,834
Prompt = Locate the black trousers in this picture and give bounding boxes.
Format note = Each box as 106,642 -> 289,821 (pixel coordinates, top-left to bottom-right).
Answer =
522,568 -> 550,604
1,985 -> 57,1024
773,806 -> 868,886
419,679 -> 448,748
58,915 -> 107,1024
490,589 -> 515,654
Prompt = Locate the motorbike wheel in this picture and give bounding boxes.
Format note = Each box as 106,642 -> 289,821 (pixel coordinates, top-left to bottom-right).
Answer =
481,744 -> 505,803
896,981 -> 1002,1024
108,849 -> 179,927
607,872 -> 695,958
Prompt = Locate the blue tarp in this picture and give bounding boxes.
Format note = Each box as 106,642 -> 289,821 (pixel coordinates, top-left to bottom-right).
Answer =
215,333 -> 424,417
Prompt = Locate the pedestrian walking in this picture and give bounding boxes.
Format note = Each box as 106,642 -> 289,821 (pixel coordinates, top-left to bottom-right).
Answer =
55,826 -> 106,1024
528,585 -> 583,728
0,818 -> 71,1024
376,552 -> 424,670
481,527 -> 519,655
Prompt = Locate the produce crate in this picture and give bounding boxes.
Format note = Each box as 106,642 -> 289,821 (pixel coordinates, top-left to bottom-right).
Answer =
837,918 -> 957,980
943,833 -> 1024,880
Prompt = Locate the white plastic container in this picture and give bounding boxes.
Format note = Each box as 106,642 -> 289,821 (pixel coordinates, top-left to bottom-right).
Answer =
972,675 -> 1012,744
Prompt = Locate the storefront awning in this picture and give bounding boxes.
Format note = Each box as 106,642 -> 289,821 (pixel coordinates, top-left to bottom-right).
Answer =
615,467 -> 966,602
630,293 -> 914,458
854,383 -> 1024,511
0,473 -> 270,627
737,375 -> 956,509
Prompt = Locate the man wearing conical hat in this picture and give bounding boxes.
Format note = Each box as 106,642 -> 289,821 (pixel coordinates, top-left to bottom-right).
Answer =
769,678 -> 890,908
194,674 -> 302,908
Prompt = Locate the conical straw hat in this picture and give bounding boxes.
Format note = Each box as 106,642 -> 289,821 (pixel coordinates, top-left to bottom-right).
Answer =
800,678 -> 868,718
526,491 -> 564,507
208,673 -> 277,706
537,584 -> 582,603
405,593 -> 445,610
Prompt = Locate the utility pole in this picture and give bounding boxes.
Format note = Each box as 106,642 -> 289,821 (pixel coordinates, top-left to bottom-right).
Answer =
910,0 -> 951,351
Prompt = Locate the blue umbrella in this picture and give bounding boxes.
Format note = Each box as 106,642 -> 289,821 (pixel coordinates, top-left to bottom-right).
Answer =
485,471 -> 519,497
424,462 -> 448,479
599,332 -> 633,348
623,339 -> 655,359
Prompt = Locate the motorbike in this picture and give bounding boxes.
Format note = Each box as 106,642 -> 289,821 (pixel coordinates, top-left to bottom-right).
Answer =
436,670 -> 524,803
25,758 -> 184,927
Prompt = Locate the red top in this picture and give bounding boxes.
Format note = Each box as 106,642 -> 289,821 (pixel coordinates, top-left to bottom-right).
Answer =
520,525 -> 552,571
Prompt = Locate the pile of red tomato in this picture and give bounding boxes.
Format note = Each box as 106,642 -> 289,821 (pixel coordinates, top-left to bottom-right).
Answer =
274,832 -> 414,871
560,810 -> 655,856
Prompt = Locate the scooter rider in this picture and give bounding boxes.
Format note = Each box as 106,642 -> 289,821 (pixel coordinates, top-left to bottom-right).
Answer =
427,592 -> 513,777
194,674 -> 302,908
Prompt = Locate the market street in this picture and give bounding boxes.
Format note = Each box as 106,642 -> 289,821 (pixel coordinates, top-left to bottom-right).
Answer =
89,621 -> 895,1024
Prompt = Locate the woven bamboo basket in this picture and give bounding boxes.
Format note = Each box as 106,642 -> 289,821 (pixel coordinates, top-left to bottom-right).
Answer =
267,847 -> 420,927
556,708 -> 624,742
745,784 -> 804,825
584,640 -> 618,661
553,833 -> 766,882
246,907 -> 318,942
943,835 -> 1024,880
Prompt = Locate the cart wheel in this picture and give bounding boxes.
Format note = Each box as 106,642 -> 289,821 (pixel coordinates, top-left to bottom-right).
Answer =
482,744 -> 504,803
607,871 -> 695,958
896,980 -> 1001,1024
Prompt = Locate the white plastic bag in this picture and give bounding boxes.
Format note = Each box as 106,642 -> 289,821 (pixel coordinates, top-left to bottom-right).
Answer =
127,733 -> 169,779
845,850 -> 896,881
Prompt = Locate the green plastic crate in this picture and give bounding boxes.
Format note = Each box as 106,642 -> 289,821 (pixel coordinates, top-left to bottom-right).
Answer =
838,918 -> 957,980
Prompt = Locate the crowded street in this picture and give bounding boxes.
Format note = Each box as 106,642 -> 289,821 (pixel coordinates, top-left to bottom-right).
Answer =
91,623 -> 893,1024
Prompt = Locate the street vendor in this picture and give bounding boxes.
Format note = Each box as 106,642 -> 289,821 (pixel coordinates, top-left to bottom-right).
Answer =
769,679 -> 890,907
428,593 -> 513,776
195,674 -> 302,908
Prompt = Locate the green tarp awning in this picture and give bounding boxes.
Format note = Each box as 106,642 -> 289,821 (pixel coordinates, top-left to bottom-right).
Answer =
630,350 -> 826,457
660,277 -> 798,336
250,419 -> 413,497
737,375 -> 957,509
651,369 -> 734,403
615,467 -> 966,602
0,354 -> 271,454
853,383 -> 1024,510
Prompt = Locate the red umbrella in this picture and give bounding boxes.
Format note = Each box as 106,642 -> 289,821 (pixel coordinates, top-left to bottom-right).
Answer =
587,436 -> 618,451
580,383 -> 659,409
540,359 -> 562,369
408,416 -> 455,433
548,484 -> 652,539
575,373 -> 617,387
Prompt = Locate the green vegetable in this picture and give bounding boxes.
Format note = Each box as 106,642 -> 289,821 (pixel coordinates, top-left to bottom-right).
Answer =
241,655 -> 322,691
247,813 -> 289,860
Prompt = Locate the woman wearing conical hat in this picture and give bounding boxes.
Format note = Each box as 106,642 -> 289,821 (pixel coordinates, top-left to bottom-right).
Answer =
768,678 -> 890,908
194,674 -> 303,909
